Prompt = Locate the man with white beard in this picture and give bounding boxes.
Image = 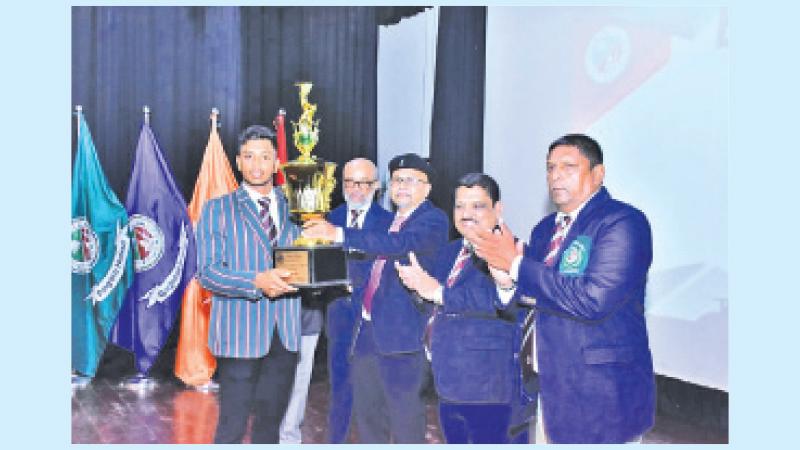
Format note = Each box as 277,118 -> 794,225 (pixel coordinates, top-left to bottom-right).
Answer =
322,158 -> 393,443
280,158 -> 393,443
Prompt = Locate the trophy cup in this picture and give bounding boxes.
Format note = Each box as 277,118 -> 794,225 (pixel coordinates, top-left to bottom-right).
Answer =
272,82 -> 348,287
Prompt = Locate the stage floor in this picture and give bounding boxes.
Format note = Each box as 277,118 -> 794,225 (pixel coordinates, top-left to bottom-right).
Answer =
72,375 -> 727,444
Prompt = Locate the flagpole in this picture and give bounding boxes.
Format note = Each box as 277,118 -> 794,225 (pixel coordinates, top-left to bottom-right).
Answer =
72,103 -> 92,390
71,103 -> 95,390
75,105 -> 82,141
121,104 -> 159,392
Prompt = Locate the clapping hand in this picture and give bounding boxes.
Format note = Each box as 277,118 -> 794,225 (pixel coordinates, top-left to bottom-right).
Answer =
395,252 -> 441,301
472,222 -> 523,272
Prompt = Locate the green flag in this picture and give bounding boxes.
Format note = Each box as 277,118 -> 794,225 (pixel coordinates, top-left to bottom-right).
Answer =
71,110 -> 133,377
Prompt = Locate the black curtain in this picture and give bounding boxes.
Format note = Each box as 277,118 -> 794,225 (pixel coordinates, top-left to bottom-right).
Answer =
72,5 -> 433,378
72,6 -> 391,206
428,7 -> 487,238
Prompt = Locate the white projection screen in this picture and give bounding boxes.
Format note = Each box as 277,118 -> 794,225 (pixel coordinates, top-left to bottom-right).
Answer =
484,6 -> 728,391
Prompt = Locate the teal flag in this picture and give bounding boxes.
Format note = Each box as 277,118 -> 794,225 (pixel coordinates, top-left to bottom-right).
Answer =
71,111 -> 134,377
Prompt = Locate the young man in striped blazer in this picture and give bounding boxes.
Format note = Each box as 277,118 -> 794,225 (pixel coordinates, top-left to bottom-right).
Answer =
196,125 -> 301,444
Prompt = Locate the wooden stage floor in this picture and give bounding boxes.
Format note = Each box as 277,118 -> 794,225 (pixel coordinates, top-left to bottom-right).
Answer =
72,375 -> 727,444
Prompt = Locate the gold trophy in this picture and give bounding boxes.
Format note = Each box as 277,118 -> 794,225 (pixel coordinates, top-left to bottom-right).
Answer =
273,82 -> 348,287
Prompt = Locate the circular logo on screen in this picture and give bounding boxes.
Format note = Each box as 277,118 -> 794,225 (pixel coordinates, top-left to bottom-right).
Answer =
585,26 -> 631,84
71,217 -> 99,274
130,214 -> 165,272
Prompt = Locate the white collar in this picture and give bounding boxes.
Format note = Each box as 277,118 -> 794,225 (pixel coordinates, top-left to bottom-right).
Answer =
556,188 -> 600,226
242,183 -> 275,206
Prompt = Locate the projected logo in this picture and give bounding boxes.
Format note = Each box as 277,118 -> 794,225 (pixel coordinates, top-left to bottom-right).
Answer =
585,26 -> 631,84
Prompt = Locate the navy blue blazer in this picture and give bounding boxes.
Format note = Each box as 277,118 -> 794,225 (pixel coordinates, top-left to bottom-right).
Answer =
325,202 -> 393,341
517,186 -> 655,443
344,199 -> 449,354
429,240 -> 518,404
329,202 -> 394,288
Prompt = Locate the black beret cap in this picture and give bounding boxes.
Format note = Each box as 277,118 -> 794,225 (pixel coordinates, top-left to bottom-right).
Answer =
388,153 -> 435,183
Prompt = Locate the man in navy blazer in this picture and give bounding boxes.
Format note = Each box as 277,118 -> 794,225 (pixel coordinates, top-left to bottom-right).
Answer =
304,153 -> 449,443
395,172 -> 532,443
196,125 -> 301,444
323,158 -> 393,443
475,134 -> 655,443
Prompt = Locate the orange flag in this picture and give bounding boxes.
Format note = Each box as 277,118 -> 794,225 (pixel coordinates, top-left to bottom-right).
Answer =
174,109 -> 238,386
274,108 -> 288,186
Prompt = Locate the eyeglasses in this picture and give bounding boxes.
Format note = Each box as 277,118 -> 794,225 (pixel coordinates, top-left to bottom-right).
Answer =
390,176 -> 428,187
343,179 -> 376,189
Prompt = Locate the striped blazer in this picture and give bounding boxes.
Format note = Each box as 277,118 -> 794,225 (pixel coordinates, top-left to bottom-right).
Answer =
196,186 -> 301,358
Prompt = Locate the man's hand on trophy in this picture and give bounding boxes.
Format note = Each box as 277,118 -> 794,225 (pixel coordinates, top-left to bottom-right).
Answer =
302,219 -> 338,242
472,222 -> 522,272
395,252 -> 442,302
255,268 -> 299,298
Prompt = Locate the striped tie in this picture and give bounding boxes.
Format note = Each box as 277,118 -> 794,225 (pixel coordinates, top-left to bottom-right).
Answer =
543,215 -> 571,267
425,245 -> 472,360
446,246 -> 471,288
349,209 -> 362,229
257,197 -> 278,245
523,214 -> 572,379
362,214 -> 406,316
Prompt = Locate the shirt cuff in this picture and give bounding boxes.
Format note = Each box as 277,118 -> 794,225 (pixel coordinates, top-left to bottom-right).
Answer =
335,226 -> 344,243
430,286 -> 444,305
510,254 -> 523,282
497,284 -> 516,305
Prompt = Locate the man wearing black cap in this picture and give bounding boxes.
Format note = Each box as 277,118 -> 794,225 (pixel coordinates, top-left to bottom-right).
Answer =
304,153 -> 449,443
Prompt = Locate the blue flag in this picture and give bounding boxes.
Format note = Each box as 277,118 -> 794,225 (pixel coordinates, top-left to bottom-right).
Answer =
111,120 -> 196,374
72,111 -> 134,377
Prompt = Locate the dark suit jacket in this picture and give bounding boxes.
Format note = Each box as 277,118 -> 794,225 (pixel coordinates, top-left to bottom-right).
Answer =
325,202 -> 393,342
429,240 -> 518,404
517,186 -> 655,443
344,199 -> 449,354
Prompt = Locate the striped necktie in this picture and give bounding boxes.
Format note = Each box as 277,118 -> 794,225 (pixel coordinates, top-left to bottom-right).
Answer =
257,197 -> 278,245
349,209 -> 362,229
543,215 -> 571,267
362,214 -> 406,316
446,245 -> 471,287
424,245 -> 472,360
523,214 -> 573,379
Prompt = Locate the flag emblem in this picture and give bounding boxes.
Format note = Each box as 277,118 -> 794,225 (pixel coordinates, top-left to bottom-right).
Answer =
585,25 -> 631,84
130,214 -> 165,272
71,217 -> 99,274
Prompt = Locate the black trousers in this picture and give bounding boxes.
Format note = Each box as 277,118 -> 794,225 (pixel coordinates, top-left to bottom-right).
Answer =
214,332 -> 299,444
350,321 -> 427,443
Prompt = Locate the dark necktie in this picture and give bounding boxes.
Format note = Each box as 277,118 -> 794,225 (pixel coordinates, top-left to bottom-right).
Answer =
362,214 -> 406,316
257,197 -> 278,245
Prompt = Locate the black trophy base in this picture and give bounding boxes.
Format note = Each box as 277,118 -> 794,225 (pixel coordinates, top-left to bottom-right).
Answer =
272,244 -> 349,288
